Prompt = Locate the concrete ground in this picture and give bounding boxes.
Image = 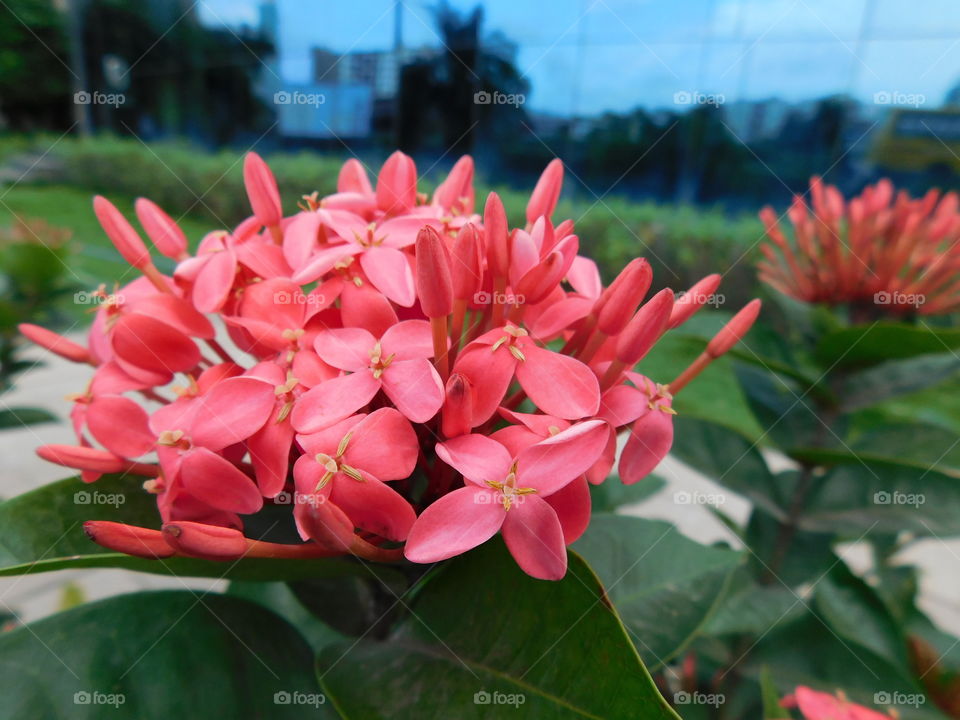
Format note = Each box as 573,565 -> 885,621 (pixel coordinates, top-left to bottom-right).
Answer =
2,338 -> 959,641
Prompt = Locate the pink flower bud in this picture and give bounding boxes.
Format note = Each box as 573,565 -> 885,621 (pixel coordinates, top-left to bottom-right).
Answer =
376,150 -> 417,215
442,373 -> 473,437
614,289 -> 674,365
669,273 -> 722,329
451,223 -> 482,301
707,299 -> 761,358
484,192 -> 509,277
434,155 -> 474,213
135,198 -> 187,259
83,521 -> 175,559
337,158 -> 373,194
526,158 -> 563,224
19,323 -> 90,363
416,226 -> 453,318
93,195 -> 151,270
596,258 -> 652,335
515,250 -> 566,305
37,444 -> 126,473
162,521 -> 247,560
243,152 -> 282,227
297,498 -> 356,553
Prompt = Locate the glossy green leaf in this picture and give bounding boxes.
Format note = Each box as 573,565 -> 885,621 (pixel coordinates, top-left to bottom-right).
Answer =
799,460 -> 960,537
815,323 -> 960,370
814,561 -> 910,674
0,473 -> 388,581
228,582 -> 345,653
0,590 -> 334,718
840,354 -> 960,412
574,514 -> 742,668
317,539 -> 680,720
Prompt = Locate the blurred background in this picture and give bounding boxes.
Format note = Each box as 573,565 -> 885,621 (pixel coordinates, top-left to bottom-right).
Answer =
3,0 -> 960,636
4,0 -> 960,292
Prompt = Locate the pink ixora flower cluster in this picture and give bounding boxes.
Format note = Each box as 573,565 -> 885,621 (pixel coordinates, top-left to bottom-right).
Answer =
759,176 -> 960,315
23,151 -> 759,580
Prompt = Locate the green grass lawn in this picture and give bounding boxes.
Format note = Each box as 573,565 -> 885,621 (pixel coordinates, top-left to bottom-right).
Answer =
0,185 -> 215,290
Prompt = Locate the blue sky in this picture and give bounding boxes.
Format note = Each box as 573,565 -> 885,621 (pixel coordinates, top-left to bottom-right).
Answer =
198,0 -> 960,116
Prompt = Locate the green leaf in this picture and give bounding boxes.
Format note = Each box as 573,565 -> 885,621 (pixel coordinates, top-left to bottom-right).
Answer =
800,460 -> 960,537
815,323 -> 960,370
287,567 -> 410,638
814,560 -> 910,674
736,364 -> 844,452
589,474 -> 666,512
227,582 -> 345,654
0,473 -> 388,581
0,406 -> 57,428
706,583 -> 805,637
840,354 -> 960,412
317,539 -> 680,720
760,666 -> 790,718
744,508 -> 837,586
573,514 -> 742,668
0,590 -> 334,718
668,417 -> 785,520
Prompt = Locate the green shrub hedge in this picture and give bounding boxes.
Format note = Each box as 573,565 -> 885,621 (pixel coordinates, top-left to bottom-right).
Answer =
3,134 -> 763,305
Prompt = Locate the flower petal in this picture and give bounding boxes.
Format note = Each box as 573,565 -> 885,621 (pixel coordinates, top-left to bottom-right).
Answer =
501,494 -> 567,580
191,377 -> 276,451
517,419 -> 608,495
314,327 -> 375,371
342,408 -> 418,481
86,395 -> 155,458
179,447 -> 263,514
452,343 -> 517,425
330,470 -> 416,541
404,486 -> 505,563
436,433 -> 514,486
516,344 -> 599,419
360,245 -> 416,307
544,474 -> 591,544
290,371 -> 380,433
619,409 -> 674,485
380,358 -> 444,423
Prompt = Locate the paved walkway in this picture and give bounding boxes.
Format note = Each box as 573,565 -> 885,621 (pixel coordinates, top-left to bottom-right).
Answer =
3,338 -> 959,639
